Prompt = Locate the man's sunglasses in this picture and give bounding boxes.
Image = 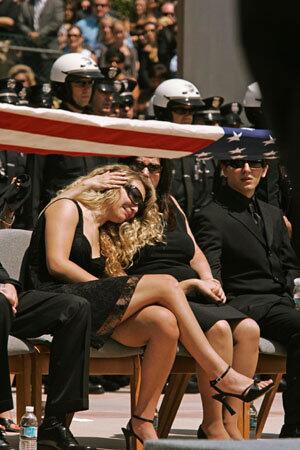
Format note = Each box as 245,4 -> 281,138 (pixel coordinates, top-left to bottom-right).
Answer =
132,161 -> 162,173
225,160 -> 267,169
124,184 -> 144,209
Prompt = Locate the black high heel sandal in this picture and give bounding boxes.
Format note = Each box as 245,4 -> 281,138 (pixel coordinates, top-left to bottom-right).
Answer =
121,414 -> 154,450
210,365 -> 274,416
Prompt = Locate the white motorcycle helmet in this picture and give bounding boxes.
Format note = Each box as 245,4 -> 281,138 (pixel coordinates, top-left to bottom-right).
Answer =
153,78 -> 204,121
243,82 -> 262,108
50,53 -> 102,106
50,53 -> 101,83
243,81 -> 267,128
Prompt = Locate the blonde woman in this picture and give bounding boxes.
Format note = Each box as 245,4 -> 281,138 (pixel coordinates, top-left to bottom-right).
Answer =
25,165 -> 273,448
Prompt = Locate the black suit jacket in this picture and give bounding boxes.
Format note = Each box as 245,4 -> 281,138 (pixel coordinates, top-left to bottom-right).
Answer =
192,185 -> 300,321
0,263 -> 21,292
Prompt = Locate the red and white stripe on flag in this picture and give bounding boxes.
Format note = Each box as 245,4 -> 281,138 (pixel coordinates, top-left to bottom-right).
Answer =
0,104 -> 224,159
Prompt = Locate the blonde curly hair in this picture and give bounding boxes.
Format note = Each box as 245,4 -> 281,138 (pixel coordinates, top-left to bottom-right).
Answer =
59,164 -> 164,276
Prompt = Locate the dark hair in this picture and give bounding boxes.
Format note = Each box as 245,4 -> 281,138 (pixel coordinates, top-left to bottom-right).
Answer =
148,63 -> 169,81
105,46 -> 125,64
120,156 -> 176,228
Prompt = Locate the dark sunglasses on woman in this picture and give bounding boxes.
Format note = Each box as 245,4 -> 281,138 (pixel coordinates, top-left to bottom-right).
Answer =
225,160 -> 267,169
124,184 -> 144,209
132,161 -> 162,174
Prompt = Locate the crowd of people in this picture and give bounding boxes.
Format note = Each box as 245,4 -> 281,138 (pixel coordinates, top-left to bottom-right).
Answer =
0,1 -> 300,448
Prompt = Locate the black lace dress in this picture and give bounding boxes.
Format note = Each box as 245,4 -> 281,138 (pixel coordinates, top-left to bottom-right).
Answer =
127,203 -> 246,331
24,200 -> 140,348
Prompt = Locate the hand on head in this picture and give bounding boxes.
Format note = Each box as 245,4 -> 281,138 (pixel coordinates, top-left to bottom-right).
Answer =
81,171 -> 128,191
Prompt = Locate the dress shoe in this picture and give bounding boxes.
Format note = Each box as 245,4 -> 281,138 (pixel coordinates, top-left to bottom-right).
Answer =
88,381 -> 105,394
279,424 -> 300,438
0,430 -> 13,449
38,420 -> 96,450
197,425 -> 208,439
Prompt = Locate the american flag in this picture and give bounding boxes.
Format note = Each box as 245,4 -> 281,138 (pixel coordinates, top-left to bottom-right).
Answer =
0,104 -> 278,160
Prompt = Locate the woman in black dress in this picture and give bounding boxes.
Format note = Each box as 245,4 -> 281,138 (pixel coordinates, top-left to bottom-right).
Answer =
25,164 -> 273,447
120,156 -> 265,440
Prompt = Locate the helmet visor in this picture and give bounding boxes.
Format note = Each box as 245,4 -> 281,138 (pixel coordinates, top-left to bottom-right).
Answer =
168,97 -> 205,110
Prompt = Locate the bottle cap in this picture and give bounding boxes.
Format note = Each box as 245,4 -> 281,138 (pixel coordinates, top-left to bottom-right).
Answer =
25,406 -> 34,412
294,278 -> 300,286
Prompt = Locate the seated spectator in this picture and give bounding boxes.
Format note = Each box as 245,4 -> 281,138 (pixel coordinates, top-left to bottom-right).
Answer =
136,88 -> 153,119
147,0 -> 162,18
193,159 -> 300,438
0,0 -> 20,33
75,0 -> 92,21
64,25 -> 95,60
104,47 -> 126,75
8,64 -> 37,87
130,0 -> 149,35
157,1 -> 177,70
18,0 -> 65,80
138,20 -> 159,89
64,0 -> 76,25
57,23 -> 72,51
76,0 -> 119,51
95,15 -> 115,60
147,62 -> 169,93
111,19 -> 139,78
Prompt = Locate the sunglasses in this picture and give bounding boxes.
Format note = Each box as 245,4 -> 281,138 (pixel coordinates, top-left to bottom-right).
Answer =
72,80 -> 94,87
124,184 -> 144,209
171,107 -> 194,116
68,33 -> 81,37
95,3 -> 109,7
225,160 -> 266,169
132,161 -> 162,174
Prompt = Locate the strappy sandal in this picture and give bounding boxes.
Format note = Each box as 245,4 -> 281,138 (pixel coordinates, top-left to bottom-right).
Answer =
121,414 -> 154,449
210,365 -> 274,415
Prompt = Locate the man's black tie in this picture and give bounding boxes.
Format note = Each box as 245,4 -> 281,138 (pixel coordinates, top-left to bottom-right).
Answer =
248,201 -> 264,235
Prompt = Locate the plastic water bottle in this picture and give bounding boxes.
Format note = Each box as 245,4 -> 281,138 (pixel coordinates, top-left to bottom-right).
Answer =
19,406 -> 38,450
153,409 -> 159,431
293,278 -> 300,311
249,402 -> 257,439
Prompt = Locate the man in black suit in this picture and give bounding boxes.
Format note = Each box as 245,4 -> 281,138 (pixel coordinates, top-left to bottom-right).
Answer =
192,158 -> 300,438
0,260 -> 93,450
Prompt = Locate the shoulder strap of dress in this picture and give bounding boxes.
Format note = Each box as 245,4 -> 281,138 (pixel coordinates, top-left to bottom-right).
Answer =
38,197 -> 83,223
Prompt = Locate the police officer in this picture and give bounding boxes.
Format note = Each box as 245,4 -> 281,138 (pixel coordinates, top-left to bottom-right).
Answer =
152,78 -> 216,219
243,82 -> 293,230
26,54 -> 113,225
220,101 -> 243,128
0,78 -> 28,228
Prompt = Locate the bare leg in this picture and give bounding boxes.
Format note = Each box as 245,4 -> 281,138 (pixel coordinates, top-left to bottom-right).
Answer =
121,275 -> 272,396
223,319 -> 260,439
112,305 -> 179,441
196,321 -> 233,440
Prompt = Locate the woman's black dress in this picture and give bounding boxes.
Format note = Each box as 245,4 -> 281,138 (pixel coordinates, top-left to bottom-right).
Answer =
24,200 -> 140,349
127,204 -> 246,331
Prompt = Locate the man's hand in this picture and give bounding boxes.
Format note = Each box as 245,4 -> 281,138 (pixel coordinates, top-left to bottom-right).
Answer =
28,31 -> 40,40
0,283 -> 18,314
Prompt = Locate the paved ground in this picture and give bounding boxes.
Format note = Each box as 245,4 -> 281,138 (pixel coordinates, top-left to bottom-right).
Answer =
7,388 -> 285,449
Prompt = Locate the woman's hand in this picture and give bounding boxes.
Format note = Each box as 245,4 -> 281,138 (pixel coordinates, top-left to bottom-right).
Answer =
201,279 -> 226,300
180,278 -> 226,304
81,171 -> 128,191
